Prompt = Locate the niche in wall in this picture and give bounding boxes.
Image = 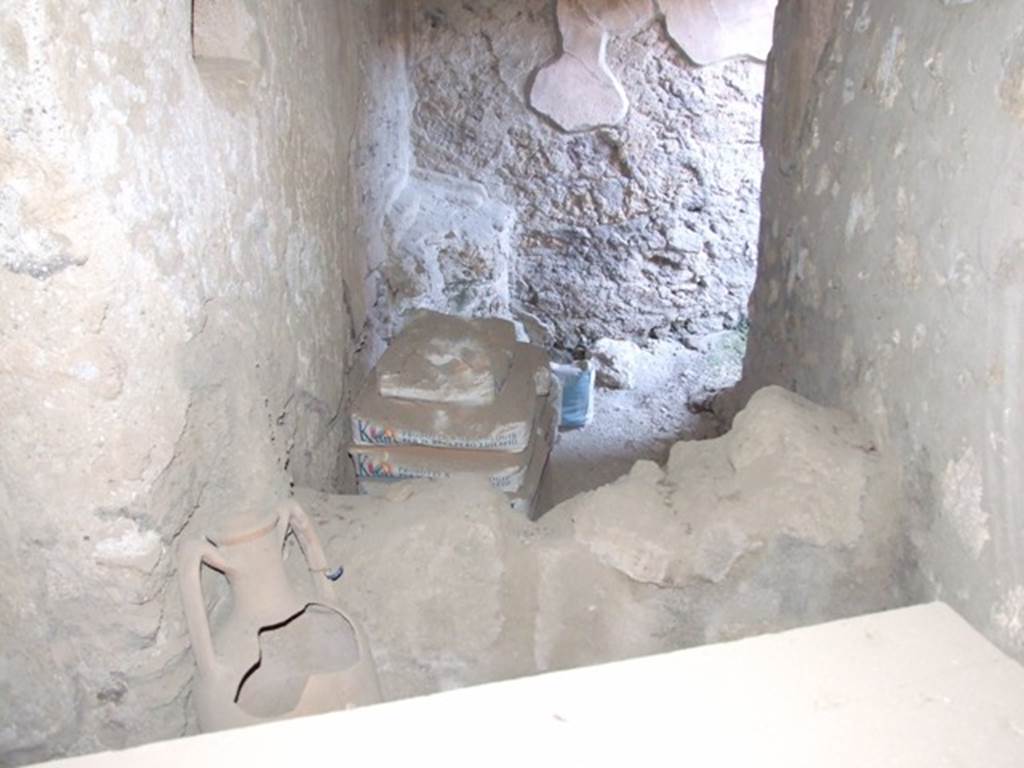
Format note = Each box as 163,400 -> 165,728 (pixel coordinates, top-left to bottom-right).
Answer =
191,0 -> 262,105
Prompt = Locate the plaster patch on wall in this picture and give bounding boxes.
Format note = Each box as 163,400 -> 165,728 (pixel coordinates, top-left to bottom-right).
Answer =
853,4 -> 871,34
191,0 -> 260,64
940,447 -> 989,559
842,76 -> 855,105
999,30 -> 1024,123
892,233 -> 921,288
992,586 -> 1024,651
845,183 -> 876,243
872,25 -> 905,108
840,336 -> 856,372
911,323 -> 927,350
814,164 -> 832,196
530,0 -> 776,131
529,0 -> 637,132
383,170 -> 515,320
93,524 -> 163,573
0,18 -> 28,69
660,0 -> 777,66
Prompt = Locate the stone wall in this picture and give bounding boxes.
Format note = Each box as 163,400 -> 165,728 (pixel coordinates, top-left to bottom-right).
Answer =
742,0 -> 1024,662
355,0 -> 416,362
407,0 -> 767,348
0,1 -> 409,762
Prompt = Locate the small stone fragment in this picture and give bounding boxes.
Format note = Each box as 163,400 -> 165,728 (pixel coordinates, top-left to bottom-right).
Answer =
591,338 -> 641,389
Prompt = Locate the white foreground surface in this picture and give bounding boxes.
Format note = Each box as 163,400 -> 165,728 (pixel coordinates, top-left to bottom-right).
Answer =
38,603 -> 1024,767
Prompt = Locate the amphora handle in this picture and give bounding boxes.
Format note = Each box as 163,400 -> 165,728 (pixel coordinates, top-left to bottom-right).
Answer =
275,498 -> 334,602
176,537 -> 228,679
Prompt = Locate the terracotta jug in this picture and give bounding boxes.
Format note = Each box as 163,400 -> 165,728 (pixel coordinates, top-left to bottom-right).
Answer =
177,499 -> 380,732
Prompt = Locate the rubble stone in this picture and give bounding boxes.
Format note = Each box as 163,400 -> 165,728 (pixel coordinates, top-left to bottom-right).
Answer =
301,387 -> 908,703
591,338 -> 641,389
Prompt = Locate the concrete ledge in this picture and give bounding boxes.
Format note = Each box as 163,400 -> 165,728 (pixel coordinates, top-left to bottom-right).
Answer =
37,603 -> 1024,767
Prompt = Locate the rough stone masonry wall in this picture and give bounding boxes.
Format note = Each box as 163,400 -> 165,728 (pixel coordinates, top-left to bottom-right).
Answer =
408,0 -> 766,348
0,1 -> 409,763
742,0 -> 1024,662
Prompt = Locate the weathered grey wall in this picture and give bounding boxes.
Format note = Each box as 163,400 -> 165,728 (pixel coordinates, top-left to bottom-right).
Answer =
356,1 -> 416,362
743,0 -> 1024,662
0,0 -> 409,762
408,0 -> 766,348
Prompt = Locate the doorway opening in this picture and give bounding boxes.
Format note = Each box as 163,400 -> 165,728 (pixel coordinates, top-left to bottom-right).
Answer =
393,1 -> 771,504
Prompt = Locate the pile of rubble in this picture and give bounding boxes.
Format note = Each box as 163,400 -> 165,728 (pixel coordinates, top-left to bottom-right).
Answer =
318,386 -> 908,700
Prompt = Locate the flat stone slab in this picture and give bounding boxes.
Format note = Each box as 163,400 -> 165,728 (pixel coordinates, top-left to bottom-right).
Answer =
36,603 -> 1024,767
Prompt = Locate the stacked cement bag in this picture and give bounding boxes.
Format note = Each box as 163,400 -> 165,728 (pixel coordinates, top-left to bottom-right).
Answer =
349,310 -> 557,518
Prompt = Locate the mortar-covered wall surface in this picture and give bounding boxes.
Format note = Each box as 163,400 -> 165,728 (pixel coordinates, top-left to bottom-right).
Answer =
743,0 -> 1024,662
408,1 -> 766,348
0,1 -> 409,762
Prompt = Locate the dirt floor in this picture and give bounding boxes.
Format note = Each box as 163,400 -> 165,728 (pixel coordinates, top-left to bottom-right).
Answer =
543,330 -> 747,508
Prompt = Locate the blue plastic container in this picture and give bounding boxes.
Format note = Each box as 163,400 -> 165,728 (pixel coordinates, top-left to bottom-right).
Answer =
551,361 -> 594,429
